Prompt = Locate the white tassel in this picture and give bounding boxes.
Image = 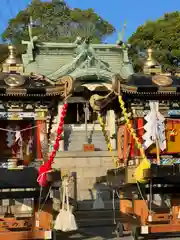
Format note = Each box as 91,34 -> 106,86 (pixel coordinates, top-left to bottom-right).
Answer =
54,178 -> 77,232
93,186 -> 104,209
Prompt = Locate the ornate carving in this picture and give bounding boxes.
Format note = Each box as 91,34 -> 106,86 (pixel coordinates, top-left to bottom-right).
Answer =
152,75 -> 173,86
4,74 -> 25,87
56,75 -> 73,97
6,101 -> 24,110
112,74 -> 121,93
35,111 -> 47,120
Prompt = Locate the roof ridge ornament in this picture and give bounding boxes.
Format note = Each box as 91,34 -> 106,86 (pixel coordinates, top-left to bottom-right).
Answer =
5,45 -> 17,65
145,48 -> 156,67
143,48 -> 162,74
116,21 -> 127,46
152,75 -> 173,86
2,45 -> 24,74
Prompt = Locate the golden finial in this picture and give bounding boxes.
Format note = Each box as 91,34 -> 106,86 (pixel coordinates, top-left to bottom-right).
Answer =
5,45 -> 17,65
2,45 -> 24,73
144,48 -> 157,68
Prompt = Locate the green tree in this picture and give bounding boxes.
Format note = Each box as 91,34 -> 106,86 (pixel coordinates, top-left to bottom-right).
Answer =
128,11 -> 180,72
1,0 -> 115,44
0,44 -> 9,68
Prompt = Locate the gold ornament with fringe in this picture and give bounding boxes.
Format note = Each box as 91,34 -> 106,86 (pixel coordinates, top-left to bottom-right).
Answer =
118,96 -> 150,183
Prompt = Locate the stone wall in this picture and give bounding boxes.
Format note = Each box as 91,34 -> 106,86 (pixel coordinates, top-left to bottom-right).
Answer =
52,151 -> 118,209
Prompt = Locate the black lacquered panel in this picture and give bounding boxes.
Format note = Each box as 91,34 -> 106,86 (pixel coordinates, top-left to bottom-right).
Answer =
0,167 -> 39,188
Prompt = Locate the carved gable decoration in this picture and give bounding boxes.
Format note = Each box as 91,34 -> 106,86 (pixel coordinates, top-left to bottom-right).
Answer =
152,75 -> 173,87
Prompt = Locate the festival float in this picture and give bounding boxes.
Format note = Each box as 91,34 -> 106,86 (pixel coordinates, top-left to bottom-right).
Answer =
0,45 -> 73,240
90,48 -> 180,239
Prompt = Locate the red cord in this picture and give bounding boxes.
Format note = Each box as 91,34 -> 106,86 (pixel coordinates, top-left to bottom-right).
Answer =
37,103 -> 68,186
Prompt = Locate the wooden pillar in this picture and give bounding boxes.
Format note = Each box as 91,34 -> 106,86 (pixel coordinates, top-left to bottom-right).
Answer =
36,120 -> 43,160
130,119 -> 135,158
107,110 -> 116,150
35,110 -> 48,161
84,102 -> 89,143
137,117 -> 144,157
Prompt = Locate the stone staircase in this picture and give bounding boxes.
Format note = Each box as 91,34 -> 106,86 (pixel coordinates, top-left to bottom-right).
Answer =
53,151 -> 119,211
64,129 -> 107,151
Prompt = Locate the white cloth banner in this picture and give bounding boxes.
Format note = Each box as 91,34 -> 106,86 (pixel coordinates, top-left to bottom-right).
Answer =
15,130 -> 23,159
143,101 -> 166,151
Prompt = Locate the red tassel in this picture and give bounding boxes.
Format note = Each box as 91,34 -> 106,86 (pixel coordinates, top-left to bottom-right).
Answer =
38,162 -> 51,187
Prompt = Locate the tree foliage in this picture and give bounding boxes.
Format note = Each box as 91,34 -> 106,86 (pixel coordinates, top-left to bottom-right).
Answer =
0,44 -> 9,68
128,11 -> 180,72
2,0 -> 115,44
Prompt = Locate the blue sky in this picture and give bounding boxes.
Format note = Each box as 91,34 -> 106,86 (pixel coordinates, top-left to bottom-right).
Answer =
0,0 -> 179,43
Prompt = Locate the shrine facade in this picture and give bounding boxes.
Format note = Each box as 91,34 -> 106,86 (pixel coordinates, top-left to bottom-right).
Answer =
21,37 -> 134,151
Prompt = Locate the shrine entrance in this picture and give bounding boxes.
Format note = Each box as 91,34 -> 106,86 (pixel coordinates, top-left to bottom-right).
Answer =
57,92 -> 116,152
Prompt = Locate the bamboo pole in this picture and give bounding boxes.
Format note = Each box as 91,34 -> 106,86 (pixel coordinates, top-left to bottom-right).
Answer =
156,138 -> 160,165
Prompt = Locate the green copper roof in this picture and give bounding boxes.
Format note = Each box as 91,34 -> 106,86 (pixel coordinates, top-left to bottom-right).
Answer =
22,39 -> 134,82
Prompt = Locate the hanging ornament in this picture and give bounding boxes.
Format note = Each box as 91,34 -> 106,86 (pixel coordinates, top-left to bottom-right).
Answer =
37,102 -> 68,187
169,121 -> 177,142
169,129 -> 177,142
118,95 -> 151,183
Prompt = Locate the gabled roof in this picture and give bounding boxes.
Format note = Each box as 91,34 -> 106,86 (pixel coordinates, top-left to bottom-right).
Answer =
22,39 -> 134,86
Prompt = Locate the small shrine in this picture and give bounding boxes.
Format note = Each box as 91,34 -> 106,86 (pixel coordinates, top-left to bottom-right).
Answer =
0,45 -> 71,168
88,48 -> 180,238
0,44 -> 71,239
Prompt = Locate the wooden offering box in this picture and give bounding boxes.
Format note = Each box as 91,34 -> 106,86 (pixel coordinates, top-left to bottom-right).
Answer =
83,144 -> 95,152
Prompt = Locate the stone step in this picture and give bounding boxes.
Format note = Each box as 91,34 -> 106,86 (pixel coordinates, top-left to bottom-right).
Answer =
68,146 -> 107,151
69,139 -> 106,144
77,216 -> 121,228
70,136 -> 106,140
69,136 -> 106,140
68,142 -> 107,151
68,141 -> 106,146
69,134 -> 105,138
77,200 -> 119,210
75,209 -> 120,219
75,209 -> 121,228
65,129 -> 107,151
68,131 -> 105,135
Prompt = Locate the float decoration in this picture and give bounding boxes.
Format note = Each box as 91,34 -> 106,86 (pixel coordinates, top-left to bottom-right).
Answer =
143,101 -> 166,165
118,95 -> 151,183
37,102 -> 68,187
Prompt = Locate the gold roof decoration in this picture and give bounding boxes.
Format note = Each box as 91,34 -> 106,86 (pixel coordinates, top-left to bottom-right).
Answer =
143,48 -> 162,74
152,75 -> 173,87
5,45 -> 17,65
2,45 -> 24,74
144,48 -> 156,68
